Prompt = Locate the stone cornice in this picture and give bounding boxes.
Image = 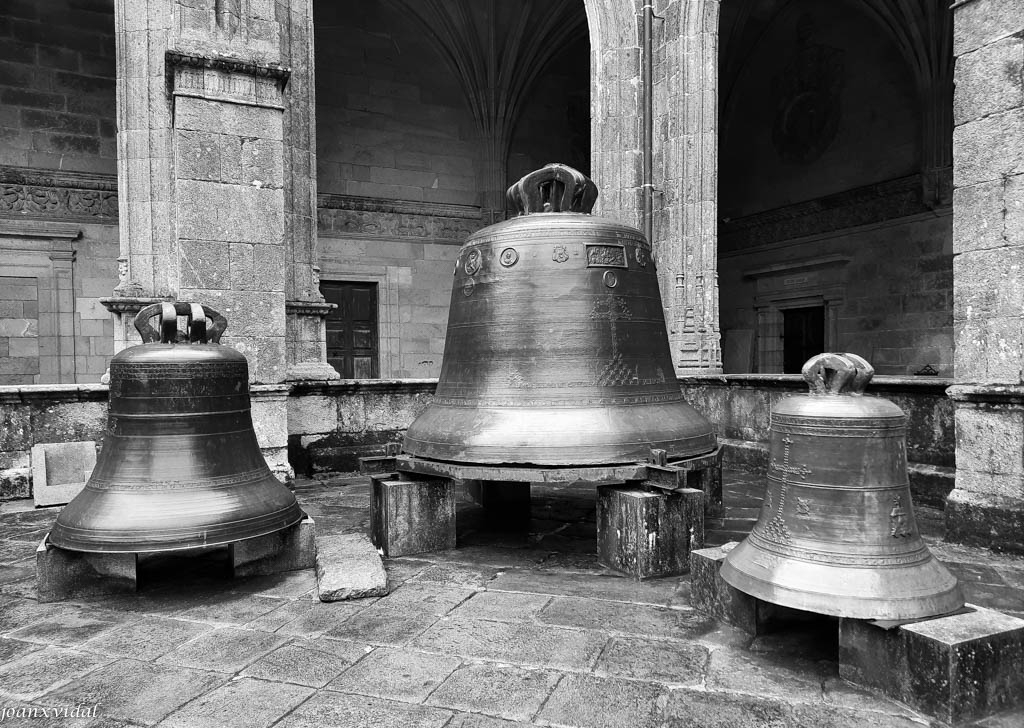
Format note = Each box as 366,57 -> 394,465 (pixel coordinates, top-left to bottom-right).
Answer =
317,193 -> 484,243
947,384 -> 1024,406
720,175 -> 943,251
286,301 -> 335,317
165,50 -> 291,82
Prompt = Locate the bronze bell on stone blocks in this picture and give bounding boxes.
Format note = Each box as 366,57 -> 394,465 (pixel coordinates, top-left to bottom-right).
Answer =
49,302 -> 305,554
721,352 -> 964,620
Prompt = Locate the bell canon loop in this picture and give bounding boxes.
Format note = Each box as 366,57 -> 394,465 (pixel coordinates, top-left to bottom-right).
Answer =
49,302 -> 304,553
720,352 -> 964,620
402,163 -> 716,466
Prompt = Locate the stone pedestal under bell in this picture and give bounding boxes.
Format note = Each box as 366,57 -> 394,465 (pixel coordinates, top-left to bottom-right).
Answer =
36,517 -> 317,603
690,546 -> 1024,725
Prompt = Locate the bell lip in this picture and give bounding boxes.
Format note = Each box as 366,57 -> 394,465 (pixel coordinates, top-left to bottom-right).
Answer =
719,543 -> 966,621
47,505 -> 305,554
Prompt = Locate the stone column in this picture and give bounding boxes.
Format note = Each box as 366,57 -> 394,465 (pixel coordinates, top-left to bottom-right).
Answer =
281,0 -> 338,382
587,0 -> 722,375
945,0 -> 1024,553
654,0 -> 722,375
104,0 -> 297,385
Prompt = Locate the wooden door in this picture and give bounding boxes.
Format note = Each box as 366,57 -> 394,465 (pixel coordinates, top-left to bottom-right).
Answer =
322,281 -> 379,379
782,306 -> 824,374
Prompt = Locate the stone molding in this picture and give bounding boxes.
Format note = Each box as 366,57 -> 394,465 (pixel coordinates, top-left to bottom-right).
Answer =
0,219 -> 81,240
166,51 -> 290,110
317,193 -> 484,243
720,174 -> 941,251
678,372 -> 954,396
947,384 -> 1024,406
98,297 -> 166,315
0,166 -> 118,222
285,301 -> 335,317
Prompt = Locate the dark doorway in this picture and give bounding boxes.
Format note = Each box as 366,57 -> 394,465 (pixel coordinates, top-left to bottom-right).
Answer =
322,281 -> 379,379
783,306 -> 824,373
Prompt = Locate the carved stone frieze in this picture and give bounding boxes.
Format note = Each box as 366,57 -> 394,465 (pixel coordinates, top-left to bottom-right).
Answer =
720,175 -> 937,252
317,193 -> 484,243
0,167 -> 118,222
166,51 -> 289,110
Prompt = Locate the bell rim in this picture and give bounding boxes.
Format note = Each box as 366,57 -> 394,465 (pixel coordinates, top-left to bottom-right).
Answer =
720,541 -> 966,621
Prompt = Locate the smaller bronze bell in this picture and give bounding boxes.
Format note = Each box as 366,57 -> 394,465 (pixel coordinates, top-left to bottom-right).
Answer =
721,352 -> 964,620
49,302 -> 304,553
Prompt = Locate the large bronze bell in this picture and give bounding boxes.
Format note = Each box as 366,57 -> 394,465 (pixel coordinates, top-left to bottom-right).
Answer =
49,302 -> 304,553
403,164 -> 716,466
721,353 -> 964,620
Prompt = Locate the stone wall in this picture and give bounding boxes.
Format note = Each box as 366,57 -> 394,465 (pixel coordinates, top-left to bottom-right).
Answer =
0,0 -> 116,174
679,374 -> 955,507
3,377 -> 955,508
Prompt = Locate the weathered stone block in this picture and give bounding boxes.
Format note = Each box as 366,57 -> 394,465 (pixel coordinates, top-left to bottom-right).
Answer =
953,179 -> 1009,254
36,534 -> 137,603
953,35 -> 1024,126
839,606 -> 1024,725
370,473 -> 455,558
316,533 -> 388,602
286,394 -> 339,436
953,0 -> 1024,56
230,516 -> 316,578
30,441 -> 97,507
689,545 -> 769,634
597,485 -> 703,579
954,405 -> 1024,479
953,108 -> 1024,188
946,488 -> 1024,555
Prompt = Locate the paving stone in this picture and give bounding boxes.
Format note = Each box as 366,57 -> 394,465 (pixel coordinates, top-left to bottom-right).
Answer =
43,660 -> 225,727
447,590 -> 552,622
240,637 -> 368,687
316,533 -> 388,601
158,677 -> 313,728
174,593 -> 286,625
412,618 -> 607,671
322,606 -> 441,646
536,674 -> 667,728
444,714 -> 533,728
791,703 -> 929,728
0,637 -> 43,663
327,646 -> 461,702
370,581 -> 477,614
659,688 -> 794,728
488,569 -> 678,606
244,595 -> 374,636
539,596 -> 719,640
383,558 -> 430,586
426,662 -> 561,722
409,563 -> 502,588
77,617 -> 213,661
155,627 -> 287,673
705,649 -> 826,703
233,569 -> 318,599
0,600 -> 71,634
273,690 -> 452,728
0,646 -> 111,701
4,609 -> 124,647
592,635 -> 709,685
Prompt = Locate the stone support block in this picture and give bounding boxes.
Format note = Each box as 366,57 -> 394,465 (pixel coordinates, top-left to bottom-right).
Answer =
316,533 -> 389,602
36,534 -> 137,603
839,606 -> 1024,725
597,485 -> 703,579
229,516 -> 316,578
689,545 -> 773,635
945,489 -> 1024,555
31,441 -> 97,507
358,443 -> 401,475
370,473 -> 456,558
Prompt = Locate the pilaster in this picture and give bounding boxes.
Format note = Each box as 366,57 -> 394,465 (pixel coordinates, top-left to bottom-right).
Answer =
947,0 -> 1024,552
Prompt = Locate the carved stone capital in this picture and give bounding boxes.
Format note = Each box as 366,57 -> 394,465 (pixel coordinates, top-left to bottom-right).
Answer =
99,296 -> 166,315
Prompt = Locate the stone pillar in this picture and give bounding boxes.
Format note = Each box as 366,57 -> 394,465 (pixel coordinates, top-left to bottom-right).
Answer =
586,0 -> 722,375
104,0 -> 301,386
655,0 -> 722,374
281,0 -> 338,382
946,1 -> 1024,553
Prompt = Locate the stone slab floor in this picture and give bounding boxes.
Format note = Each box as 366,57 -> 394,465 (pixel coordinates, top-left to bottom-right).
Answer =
1,468 -> 1023,728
